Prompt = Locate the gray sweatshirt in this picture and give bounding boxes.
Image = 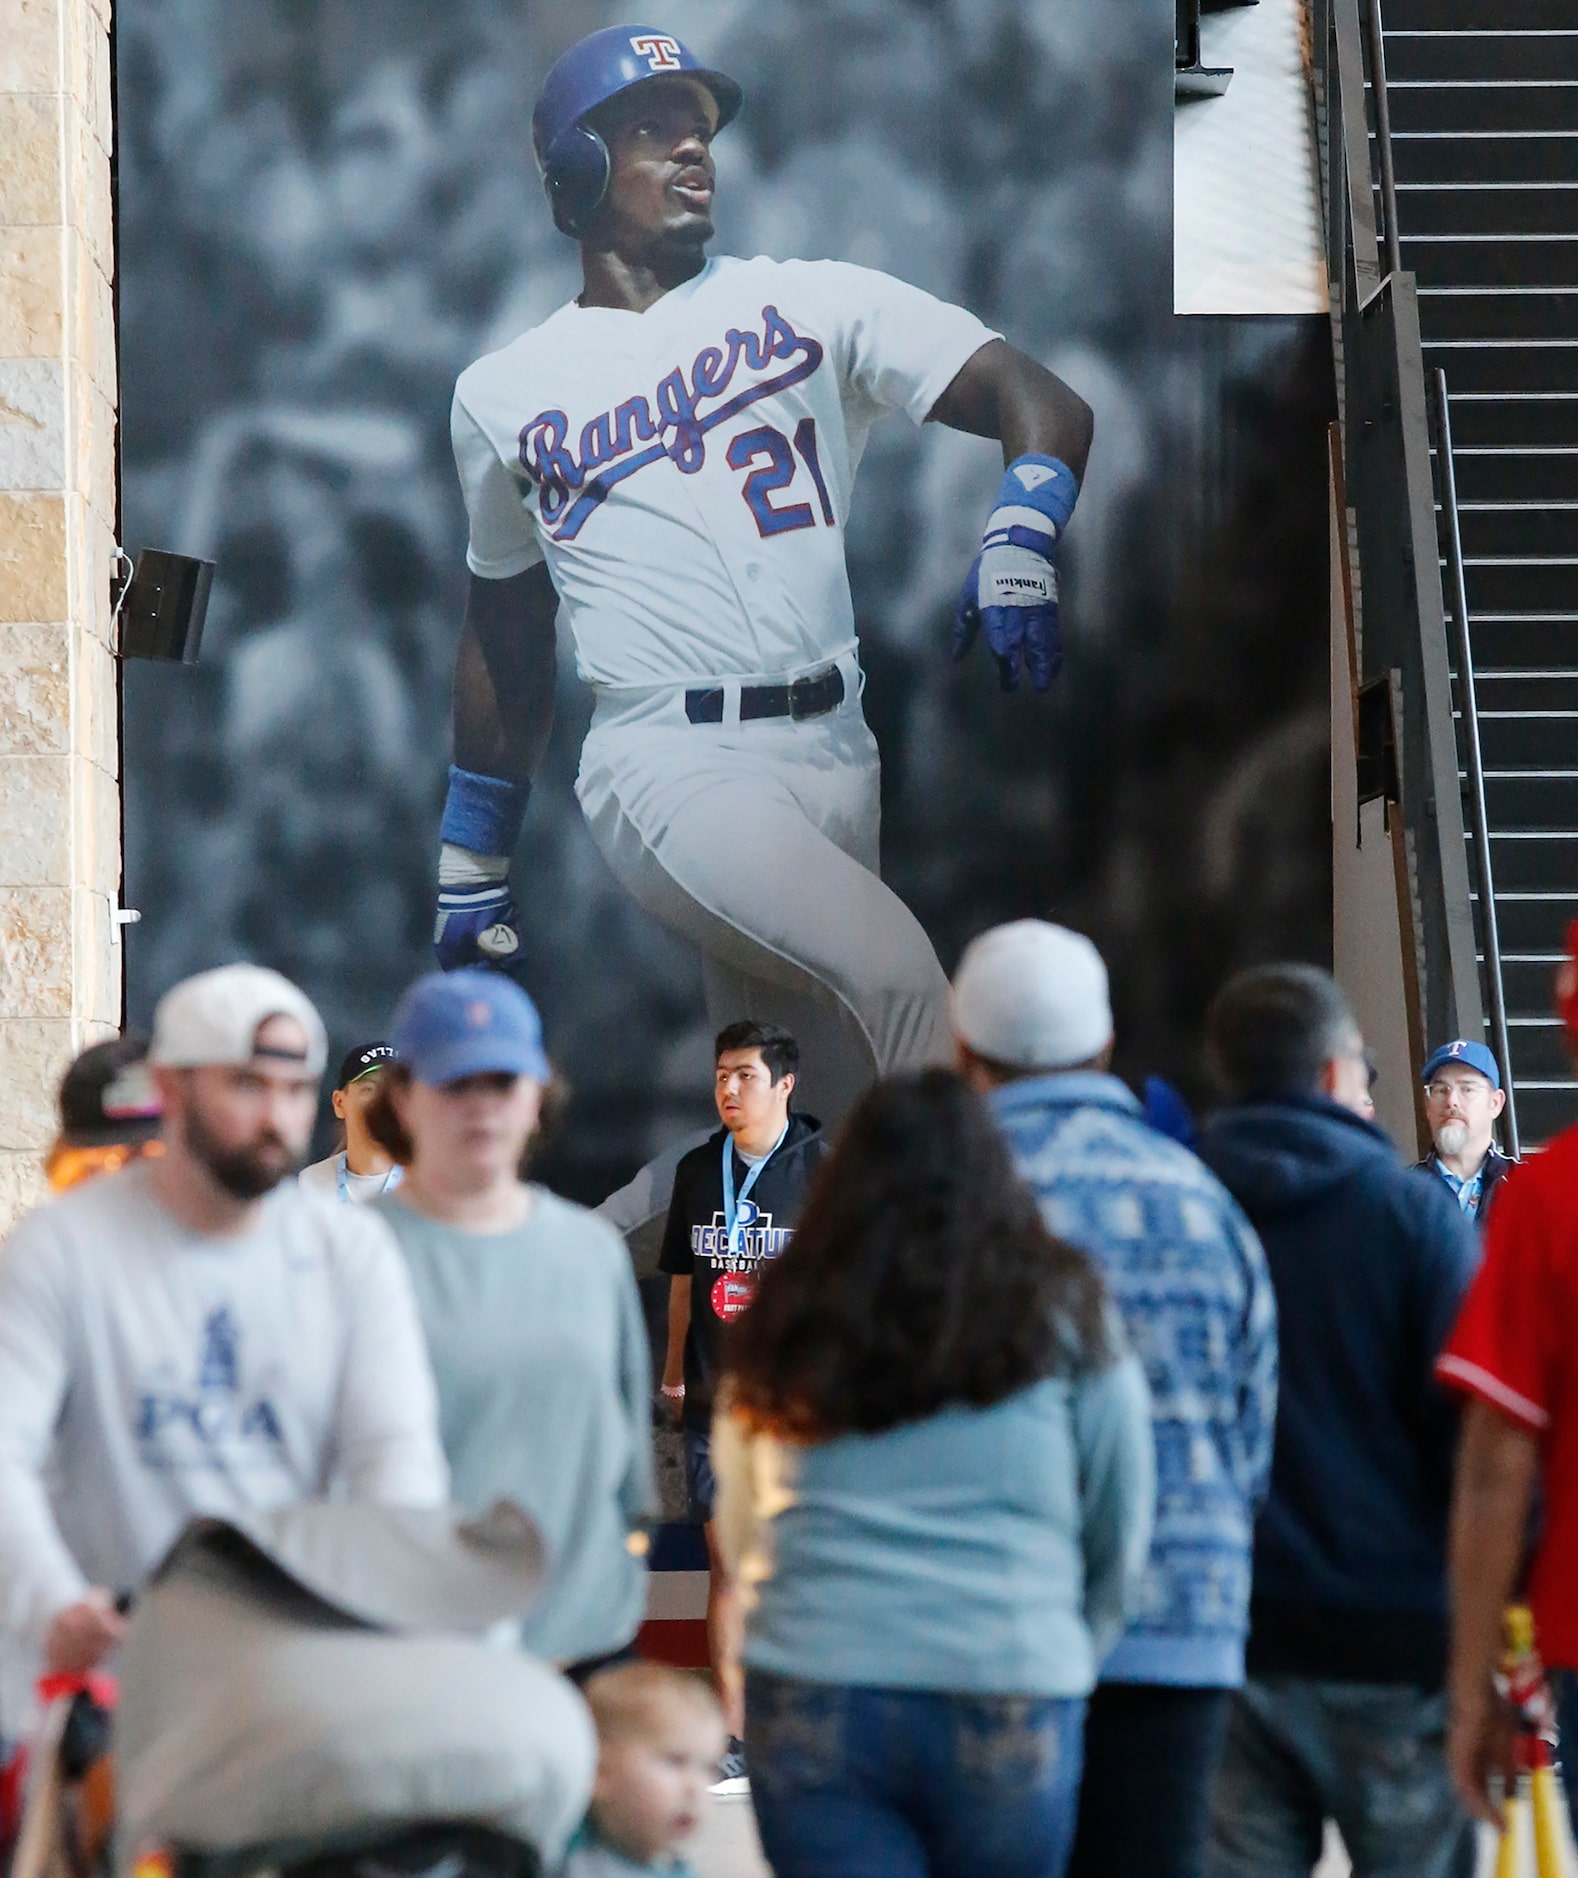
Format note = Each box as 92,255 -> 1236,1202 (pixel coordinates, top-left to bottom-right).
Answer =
0,1164 -> 449,1690
376,1190 -> 654,1665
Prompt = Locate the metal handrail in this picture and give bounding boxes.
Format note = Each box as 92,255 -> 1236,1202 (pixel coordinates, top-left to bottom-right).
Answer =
1362,0 -> 1403,281
1317,0 -> 1489,1098
1430,367 -> 1520,1157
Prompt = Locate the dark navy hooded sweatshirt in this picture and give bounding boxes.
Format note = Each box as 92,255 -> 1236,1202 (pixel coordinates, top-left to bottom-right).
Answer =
1199,1095 -> 1480,1686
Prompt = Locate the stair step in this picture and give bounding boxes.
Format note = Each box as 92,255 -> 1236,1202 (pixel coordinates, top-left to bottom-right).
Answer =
1460,560 -> 1578,614
1482,770 -> 1578,830
1393,133 -> 1578,189
1466,616 -> 1578,665
1448,506 -> 1578,559
1403,234 -> 1578,291
1466,829 -> 1578,891
1468,672 -> 1578,712
1384,0 -> 1578,29
1443,395 -> 1578,449
1477,713 -> 1578,768
1492,1017 -> 1573,1081
1384,32 -> 1578,84
1506,1084 -> 1578,1147
1470,889 -> 1578,954
1436,449 -> 1578,504
1422,341 -> 1578,395
1418,287 -> 1578,343
1387,181 -> 1578,238
1385,81 -> 1578,136
1495,954 -> 1572,1013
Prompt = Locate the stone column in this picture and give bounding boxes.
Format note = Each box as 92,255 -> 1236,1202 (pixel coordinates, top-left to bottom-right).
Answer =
0,0 -> 121,1228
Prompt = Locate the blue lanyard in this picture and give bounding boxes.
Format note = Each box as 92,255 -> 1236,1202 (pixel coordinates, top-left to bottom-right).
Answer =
722,1124 -> 787,1258
336,1153 -> 402,1205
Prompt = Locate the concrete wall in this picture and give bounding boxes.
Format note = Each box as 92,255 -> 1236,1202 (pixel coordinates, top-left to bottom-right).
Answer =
0,0 -> 121,1227
1175,0 -> 1327,315
1329,431 -> 1426,1157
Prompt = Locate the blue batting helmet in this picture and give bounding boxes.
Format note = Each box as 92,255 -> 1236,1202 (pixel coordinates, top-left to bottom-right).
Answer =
531,25 -> 743,238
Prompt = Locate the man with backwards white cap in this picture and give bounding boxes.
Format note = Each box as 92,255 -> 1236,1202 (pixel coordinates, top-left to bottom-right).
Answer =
0,964 -> 448,1709
951,922 -> 1277,1878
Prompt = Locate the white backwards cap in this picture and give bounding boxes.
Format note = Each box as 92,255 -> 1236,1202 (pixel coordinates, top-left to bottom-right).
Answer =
951,920 -> 1114,1072
149,964 -> 327,1076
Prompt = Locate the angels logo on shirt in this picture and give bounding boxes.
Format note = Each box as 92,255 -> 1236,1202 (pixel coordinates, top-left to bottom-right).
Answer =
135,1305 -> 286,1466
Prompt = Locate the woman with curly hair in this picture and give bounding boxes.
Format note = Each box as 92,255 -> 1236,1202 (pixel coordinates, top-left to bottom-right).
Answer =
713,1069 -> 1153,1878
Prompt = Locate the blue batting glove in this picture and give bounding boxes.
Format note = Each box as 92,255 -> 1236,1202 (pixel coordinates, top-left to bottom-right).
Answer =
433,765 -> 531,977
952,454 -> 1079,693
434,877 -> 528,975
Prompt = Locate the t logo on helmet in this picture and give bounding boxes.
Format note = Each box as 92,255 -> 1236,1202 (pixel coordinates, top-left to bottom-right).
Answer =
630,34 -> 683,71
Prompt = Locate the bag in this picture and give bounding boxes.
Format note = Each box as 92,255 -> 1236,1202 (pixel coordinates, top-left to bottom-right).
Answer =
115,1504 -> 595,1878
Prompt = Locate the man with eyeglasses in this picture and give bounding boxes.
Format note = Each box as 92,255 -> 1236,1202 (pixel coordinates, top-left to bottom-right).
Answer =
1415,1040 -> 1515,1226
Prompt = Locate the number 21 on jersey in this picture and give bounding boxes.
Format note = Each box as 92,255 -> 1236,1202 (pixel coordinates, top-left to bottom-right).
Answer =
727,417 -> 836,538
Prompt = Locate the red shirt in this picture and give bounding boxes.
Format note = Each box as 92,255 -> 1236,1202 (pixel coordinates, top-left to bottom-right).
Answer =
1437,1127 -> 1578,1668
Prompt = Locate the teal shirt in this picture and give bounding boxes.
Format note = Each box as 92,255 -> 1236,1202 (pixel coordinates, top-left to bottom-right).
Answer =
720,1348 -> 1154,1698
562,1822 -> 698,1876
377,1190 -> 653,1663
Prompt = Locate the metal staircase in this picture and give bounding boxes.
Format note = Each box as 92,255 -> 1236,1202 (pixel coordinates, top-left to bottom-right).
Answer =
1380,1 -> 1578,1145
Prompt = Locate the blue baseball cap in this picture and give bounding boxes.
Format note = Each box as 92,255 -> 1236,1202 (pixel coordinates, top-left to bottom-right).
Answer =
1420,1039 -> 1500,1090
392,971 -> 550,1087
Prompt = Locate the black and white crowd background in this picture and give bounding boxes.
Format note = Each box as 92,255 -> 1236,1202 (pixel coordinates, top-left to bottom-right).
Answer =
117,0 -> 1333,1203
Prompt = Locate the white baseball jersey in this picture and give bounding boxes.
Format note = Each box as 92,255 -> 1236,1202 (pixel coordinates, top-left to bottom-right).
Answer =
452,255 -> 999,687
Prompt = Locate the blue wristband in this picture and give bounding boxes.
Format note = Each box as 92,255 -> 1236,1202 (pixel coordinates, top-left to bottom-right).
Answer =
439,765 -> 530,856
991,454 -> 1080,542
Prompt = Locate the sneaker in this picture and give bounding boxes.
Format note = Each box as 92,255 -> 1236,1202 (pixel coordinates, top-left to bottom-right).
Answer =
709,1736 -> 749,1796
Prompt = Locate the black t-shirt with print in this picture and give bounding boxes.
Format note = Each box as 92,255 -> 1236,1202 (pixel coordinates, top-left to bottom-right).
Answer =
658,1113 -> 828,1429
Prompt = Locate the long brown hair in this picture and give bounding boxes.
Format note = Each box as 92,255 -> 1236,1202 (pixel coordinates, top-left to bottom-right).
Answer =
726,1069 -> 1112,1443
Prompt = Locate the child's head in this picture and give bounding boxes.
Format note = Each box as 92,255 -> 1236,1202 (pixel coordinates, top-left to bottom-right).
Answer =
584,1664 -> 727,1865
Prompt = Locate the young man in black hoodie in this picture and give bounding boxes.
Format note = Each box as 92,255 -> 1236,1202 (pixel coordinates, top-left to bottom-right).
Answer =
1198,965 -> 1480,1878
658,1020 -> 828,1781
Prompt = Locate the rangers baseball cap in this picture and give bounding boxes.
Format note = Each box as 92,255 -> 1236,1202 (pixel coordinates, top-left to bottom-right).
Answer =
335,1042 -> 397,1090
392,970 -> 550,1087
952,920 -> 1114,1072
149,964 -> 328,1076
1420,1039 -> 1500,1090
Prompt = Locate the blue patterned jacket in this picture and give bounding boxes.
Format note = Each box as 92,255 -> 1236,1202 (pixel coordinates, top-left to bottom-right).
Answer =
992,1072 -> 1277,1687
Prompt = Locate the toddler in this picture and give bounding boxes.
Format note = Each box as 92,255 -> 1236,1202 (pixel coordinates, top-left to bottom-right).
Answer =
565,1663 -> 727,1876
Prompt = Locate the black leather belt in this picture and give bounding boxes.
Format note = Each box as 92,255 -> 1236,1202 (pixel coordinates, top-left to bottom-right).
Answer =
685,663 -> 846,726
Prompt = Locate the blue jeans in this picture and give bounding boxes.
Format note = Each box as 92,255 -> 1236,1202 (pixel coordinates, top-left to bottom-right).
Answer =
682,1423 -> 716,1524
1207,1678 -> 1475,1878
745,1670 -> 1085,1878
1068,1683 -> 1232,1878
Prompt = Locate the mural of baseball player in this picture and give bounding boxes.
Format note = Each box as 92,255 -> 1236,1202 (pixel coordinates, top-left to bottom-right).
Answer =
436,24 -> 1094,1233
